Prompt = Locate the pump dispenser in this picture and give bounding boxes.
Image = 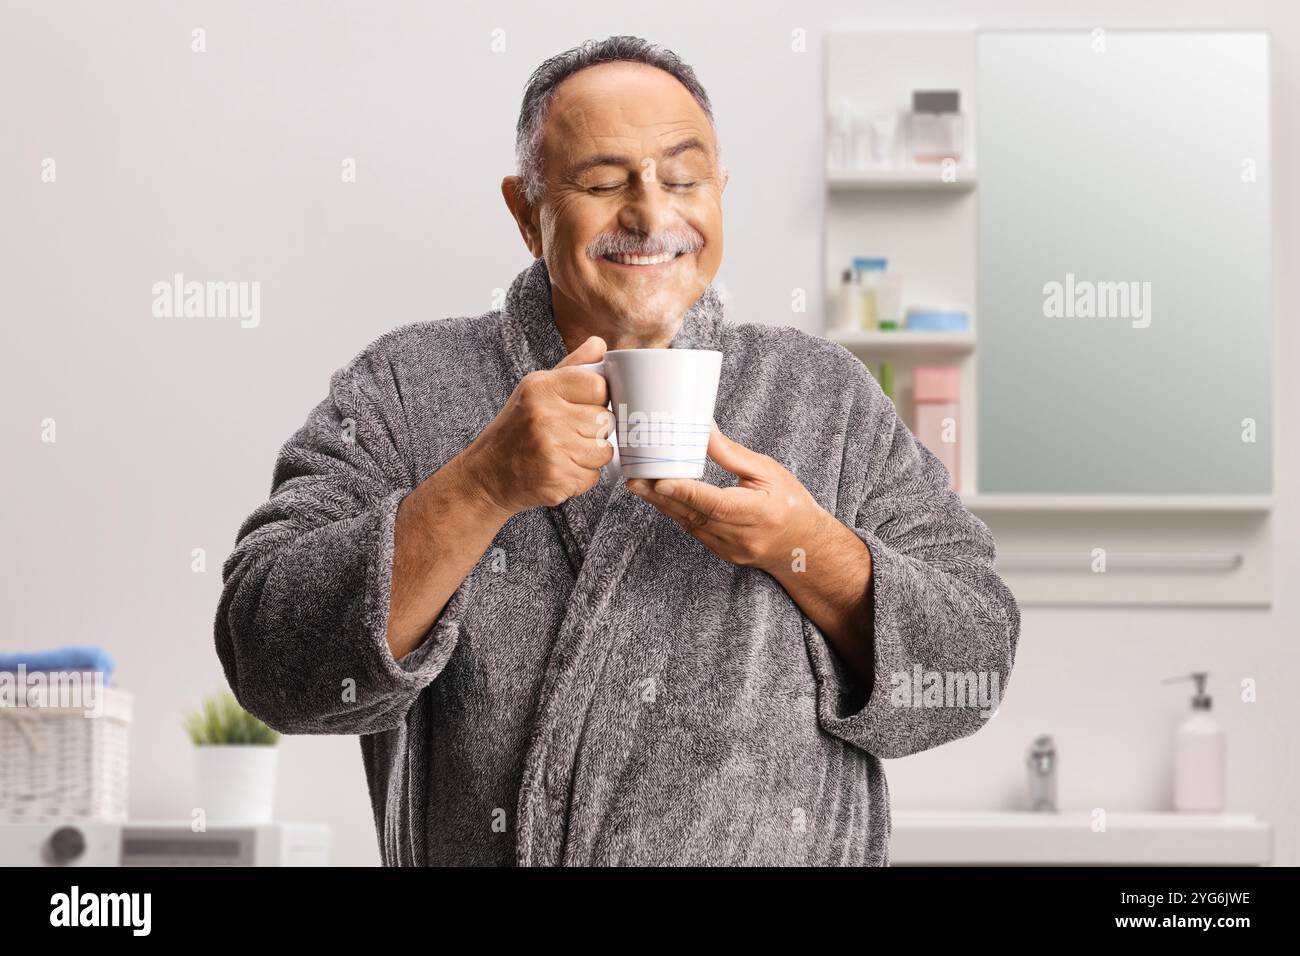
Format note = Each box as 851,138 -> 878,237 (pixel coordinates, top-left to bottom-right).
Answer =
1162,672 -> 1225,812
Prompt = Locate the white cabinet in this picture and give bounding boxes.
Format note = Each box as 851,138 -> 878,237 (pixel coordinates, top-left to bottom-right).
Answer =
890,811 -> 1273,866
824,31 -> 1275,605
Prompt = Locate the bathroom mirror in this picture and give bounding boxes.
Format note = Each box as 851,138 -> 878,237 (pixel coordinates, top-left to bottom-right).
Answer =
976,32 -> 1271,496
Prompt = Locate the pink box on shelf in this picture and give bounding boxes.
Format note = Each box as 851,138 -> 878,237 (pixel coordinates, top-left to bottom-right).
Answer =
912,366 -> 961,490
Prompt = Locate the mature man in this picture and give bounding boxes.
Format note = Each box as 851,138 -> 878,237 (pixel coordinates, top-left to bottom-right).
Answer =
215,36 -> 1020,866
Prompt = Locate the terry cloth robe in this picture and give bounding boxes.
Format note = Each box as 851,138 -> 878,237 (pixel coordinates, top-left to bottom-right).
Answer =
214,257 -> 1021,867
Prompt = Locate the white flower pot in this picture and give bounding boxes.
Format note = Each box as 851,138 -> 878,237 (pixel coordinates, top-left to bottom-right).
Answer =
194,745 -> 278,824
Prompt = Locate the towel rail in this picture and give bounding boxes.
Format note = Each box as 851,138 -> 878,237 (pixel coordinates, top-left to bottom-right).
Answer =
995,551 -> 1243,572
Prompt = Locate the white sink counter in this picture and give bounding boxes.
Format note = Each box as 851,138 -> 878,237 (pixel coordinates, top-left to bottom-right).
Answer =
889,811 -> 1273,865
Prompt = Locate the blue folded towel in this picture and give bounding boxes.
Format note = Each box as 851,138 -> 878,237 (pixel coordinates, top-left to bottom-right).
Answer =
0,646 -> 116,681
905,308 -> 970,332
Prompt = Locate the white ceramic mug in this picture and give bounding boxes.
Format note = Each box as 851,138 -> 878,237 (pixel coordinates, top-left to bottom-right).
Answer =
579,348 -> 723,480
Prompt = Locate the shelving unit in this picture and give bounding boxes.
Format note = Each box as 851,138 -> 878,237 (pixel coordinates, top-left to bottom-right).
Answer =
824,30 -> 979,493
823,31 -> 1273,607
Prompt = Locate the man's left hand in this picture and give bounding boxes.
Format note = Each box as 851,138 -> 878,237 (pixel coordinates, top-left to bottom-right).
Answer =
627,422 -> 829,574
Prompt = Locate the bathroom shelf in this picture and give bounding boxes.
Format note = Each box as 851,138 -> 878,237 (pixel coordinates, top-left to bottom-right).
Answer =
827,166 -> 977,191
826,329 -> 976,355
890,811 -> 1273,866
962,494 -> 1274,514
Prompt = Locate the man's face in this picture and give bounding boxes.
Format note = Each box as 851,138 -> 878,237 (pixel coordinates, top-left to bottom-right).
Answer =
511,61 -> 726,339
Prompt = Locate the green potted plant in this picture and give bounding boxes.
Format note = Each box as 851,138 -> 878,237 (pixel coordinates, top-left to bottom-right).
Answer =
184,691 -> 280,824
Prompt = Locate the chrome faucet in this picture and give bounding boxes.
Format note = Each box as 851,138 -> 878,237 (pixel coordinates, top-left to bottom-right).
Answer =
1026,735 -> 1058,812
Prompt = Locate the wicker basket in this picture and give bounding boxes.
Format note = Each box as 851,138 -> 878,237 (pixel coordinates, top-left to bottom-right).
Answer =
0,685 -> 132,821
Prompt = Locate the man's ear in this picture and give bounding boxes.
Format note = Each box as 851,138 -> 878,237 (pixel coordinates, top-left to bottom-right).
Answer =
502,176 -> 543,258
720,164 -> 729,193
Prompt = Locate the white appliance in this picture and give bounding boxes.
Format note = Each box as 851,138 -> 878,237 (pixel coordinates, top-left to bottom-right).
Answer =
0,820 -> 330,866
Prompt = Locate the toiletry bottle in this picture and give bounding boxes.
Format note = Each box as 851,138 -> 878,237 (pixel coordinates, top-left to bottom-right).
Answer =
1163,672 -> 1226,813
850,103 -> 873,170
869,112 -> 899,167
826,100 -> 853,170
875,271 -> 903,331
907,90 -> 964,165
829,268 -> 864,333
876,361 -> 895,402
852,257 -> 887,330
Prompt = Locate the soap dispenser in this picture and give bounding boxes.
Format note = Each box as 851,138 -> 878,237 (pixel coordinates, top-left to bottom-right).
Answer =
1163,672 -> 1226,813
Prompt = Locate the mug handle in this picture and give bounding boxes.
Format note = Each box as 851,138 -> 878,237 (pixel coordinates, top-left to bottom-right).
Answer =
574,362 -> 617,447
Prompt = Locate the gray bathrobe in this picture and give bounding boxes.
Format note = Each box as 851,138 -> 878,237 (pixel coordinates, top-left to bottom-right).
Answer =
214,257 -> 1021,866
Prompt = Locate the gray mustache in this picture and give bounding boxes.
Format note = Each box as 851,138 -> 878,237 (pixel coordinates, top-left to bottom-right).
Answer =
588,229 -> 704,259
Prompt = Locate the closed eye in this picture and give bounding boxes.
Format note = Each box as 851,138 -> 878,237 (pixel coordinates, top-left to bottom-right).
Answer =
588,181 -> 697,195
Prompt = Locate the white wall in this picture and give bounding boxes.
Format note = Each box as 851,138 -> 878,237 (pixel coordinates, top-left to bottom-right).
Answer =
2,0 -> 1296,866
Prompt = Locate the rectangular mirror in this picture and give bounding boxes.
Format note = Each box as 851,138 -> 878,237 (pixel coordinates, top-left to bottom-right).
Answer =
976,31 -> 1271,496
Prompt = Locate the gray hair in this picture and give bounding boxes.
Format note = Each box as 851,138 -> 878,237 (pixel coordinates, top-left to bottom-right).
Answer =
513,36 -> 717,205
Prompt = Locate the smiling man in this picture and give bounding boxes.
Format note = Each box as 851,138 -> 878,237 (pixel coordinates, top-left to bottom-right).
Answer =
215,36 -> 1020,866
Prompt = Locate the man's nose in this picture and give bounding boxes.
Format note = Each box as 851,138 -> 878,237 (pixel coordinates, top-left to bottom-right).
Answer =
617,175 -> 678,238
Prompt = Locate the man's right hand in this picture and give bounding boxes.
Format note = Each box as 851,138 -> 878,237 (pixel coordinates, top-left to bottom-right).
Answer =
459,335 -> 615,516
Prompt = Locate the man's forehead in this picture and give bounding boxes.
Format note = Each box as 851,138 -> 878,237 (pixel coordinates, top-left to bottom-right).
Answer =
543,63 -> 714,159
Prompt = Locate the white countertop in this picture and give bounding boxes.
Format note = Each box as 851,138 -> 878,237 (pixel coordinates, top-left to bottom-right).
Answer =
889,811 -> 1273,865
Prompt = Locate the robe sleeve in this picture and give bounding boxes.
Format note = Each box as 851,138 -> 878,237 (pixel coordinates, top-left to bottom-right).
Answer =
807,372 -> 1021,760
214,357 -> 468,736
